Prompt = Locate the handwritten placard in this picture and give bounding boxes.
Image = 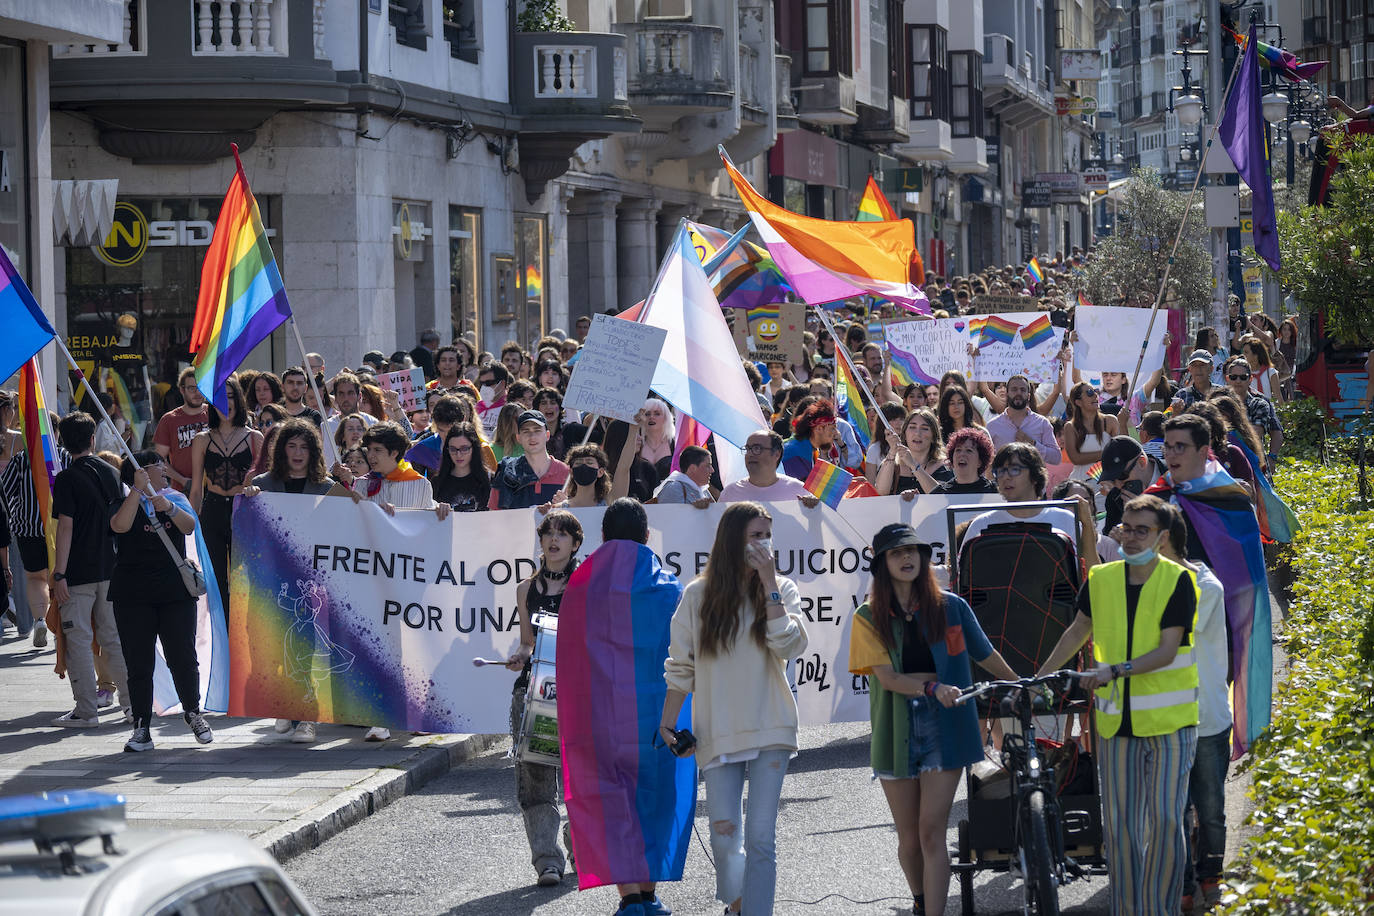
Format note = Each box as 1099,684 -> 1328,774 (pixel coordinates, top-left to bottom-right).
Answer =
729,301 -> 805,364
883,319 -> 972,383
379,368 -> 426,411
968,293 -> 1041,314
971,314 -> 1065,384
1071,305 -> 1168,375
563,313 -> 668,423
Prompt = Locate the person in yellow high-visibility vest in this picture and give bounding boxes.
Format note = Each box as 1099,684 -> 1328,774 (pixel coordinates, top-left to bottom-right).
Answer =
1038,494 -> 1199,916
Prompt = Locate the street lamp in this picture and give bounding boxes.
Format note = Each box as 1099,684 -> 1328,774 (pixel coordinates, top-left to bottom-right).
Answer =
1288,119 -> 1312,146
1261,91 -> 1289,125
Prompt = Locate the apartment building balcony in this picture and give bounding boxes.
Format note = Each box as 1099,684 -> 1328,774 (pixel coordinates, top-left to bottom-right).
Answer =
611,20 -> 732,134
982,33 -> 1053,128
794,73 -> 857,126
893,116 -> 953,161
854,96 -> 910,144
947,136 -> 988,175
512,31 -> 640,201
49,0 -> 342,163
775,54 -> 799,131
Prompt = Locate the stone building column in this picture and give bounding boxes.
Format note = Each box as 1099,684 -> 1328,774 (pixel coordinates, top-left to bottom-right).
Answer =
616,197 -> 663,309
568,189 -> 621,317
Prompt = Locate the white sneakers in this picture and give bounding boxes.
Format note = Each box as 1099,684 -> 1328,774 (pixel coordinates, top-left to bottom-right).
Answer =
363,726 -> 391,742
273,718 -> 295,733
291,722 -> 317,743
52,710 -> 99,728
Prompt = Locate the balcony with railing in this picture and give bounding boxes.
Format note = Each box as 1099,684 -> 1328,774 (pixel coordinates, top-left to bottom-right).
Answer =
611,20 -> 732,132
775,54 -> 798,131
983,33 -> 1032,102
794,73 -> 857,125
511,31 -> 640,201
50,0 -> 340,163
854,96 -> 910,143
738,43 -> 764,120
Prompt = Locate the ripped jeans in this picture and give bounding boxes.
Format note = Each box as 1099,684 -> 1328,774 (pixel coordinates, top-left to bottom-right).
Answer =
702,748 -> 793,916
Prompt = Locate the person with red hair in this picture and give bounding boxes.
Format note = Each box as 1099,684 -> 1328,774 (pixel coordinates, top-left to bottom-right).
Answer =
925,427 -> 997,495
780,399 -> 839,480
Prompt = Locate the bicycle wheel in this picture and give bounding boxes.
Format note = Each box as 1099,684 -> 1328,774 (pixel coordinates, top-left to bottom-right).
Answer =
1024,789 -> 1060,916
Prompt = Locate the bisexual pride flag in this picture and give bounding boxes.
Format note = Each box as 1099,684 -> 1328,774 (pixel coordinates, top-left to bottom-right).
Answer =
558,540 -> 695,890
804,458 -> 853,510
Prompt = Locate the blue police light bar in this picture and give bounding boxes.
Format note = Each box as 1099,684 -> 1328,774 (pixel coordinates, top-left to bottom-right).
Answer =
0,790 -> 127,847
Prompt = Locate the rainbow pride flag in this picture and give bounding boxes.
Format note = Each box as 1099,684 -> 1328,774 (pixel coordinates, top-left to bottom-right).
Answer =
17,358 -> 59,567
1020,313 -> 1055,350
835,351 -> 871,450
558,540 -> 694,890
720,149 -> 928,311
979,315 -> 1021,347
1166,468 -> 1272,759
804,458 -> 853,510
189,145 -> 293,413
1229,26 -> 1326,82
1085,461 -> 1103,483
966,317 -> 988,342
888,341 -> 939,388
525,264 -> 542,300
692,221 -> 792,312
855,175 -> 898,221
1026,257 -> 1044,285
1075,290 -> 1092,309
746,303 -> 780,327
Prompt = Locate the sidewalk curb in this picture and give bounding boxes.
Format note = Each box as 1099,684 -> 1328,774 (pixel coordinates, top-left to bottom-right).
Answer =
259,733 -> 502,862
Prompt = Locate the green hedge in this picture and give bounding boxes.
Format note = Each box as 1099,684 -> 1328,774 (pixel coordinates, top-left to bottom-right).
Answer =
1220,463 -> 1374,913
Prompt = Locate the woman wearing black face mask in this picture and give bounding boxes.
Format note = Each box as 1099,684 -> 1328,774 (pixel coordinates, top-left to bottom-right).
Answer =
546,443 -> 633,510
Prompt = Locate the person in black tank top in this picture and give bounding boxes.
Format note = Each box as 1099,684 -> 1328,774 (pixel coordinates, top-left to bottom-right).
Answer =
506,510 -> 583,888
188,379 -> 262,619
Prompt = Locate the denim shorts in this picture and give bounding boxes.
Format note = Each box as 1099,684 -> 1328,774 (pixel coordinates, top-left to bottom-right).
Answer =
876,696 -> 947,780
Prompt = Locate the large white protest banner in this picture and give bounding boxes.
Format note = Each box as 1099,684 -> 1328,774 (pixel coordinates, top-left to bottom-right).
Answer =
1072,305 -> 1168,374
972,313 -> 1065,384
229,492 -> 998,733
563,313 -> 667,422
883,318 -> 972,383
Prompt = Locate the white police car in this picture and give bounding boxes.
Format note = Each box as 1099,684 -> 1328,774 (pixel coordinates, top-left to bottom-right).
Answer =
0,790 -> 318,915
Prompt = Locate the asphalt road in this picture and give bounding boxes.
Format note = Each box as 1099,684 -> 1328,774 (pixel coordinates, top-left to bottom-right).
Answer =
286,722 -> 1112,916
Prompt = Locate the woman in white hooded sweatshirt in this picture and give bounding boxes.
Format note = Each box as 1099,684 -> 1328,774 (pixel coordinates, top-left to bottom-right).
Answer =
661,501 -> 809,916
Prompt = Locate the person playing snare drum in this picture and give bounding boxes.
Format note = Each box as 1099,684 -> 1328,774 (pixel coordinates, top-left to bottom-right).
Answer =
506,509 -> 583,888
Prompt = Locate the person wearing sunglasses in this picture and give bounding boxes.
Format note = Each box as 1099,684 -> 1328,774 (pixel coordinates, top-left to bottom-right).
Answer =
1221,357 -> 1284,473
961,443 -> 1097,566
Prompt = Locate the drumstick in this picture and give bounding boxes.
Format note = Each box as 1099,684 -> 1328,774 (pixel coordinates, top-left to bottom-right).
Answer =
472,657 -> 512,668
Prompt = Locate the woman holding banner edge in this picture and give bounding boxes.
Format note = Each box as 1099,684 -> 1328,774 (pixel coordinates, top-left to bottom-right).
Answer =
848,523 -> 1017,916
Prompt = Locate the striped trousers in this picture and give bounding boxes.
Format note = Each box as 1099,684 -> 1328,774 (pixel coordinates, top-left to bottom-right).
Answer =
1098,726 -> 1197,915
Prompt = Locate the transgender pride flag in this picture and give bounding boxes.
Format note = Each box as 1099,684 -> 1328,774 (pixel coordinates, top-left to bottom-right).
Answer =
639,224 -> 767,448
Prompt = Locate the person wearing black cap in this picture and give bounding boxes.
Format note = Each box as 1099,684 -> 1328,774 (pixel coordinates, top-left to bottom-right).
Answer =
488,409 -> 570,510
1097,435 -> 1167,536
848,523 -> 1017,916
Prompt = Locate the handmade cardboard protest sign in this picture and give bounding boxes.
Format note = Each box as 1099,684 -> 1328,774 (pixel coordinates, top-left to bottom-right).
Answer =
883,319 -> 973,385
229,492 -> 998,733
968,293 -> 1040,314
730,301 -> 805,364
378,368 -> 426,411
1072,305 -> 1168,374
970,312 -> 1065,384
563,312 -> 667,422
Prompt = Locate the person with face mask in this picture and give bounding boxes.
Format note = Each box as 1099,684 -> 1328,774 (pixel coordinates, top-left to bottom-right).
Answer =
661,502 -> 810,916
1037,494 -> 1199,916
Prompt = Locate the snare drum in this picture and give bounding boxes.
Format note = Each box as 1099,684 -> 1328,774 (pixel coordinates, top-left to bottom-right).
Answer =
515,615 -> 560,767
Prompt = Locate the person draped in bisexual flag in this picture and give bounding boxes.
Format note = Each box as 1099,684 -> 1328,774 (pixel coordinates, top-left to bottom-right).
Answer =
557,499 -> 692,916
662,502 -> 810,916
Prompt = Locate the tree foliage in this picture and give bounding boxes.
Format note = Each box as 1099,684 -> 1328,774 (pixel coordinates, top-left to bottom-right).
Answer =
516,0 -> 573,32
1267,133 -> 1374,345
1081,168 -> 1212,312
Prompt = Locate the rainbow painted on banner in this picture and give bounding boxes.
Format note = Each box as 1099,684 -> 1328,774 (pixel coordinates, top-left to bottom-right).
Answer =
189,146 -> 293,414
745,303 -> 780,327
888,341 -> 939,389
18,358 -> 59,567
1020,313 -> 1055,350
1026,257 -> 1044,284
804,458 -> 853,510
980,315 -> 1021,347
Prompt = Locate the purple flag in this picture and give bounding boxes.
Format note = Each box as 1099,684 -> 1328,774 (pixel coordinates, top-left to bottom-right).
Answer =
1218,26 -> 1280,271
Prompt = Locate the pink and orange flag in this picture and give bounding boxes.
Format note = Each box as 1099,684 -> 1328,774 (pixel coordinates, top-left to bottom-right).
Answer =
720,149 -> 928,312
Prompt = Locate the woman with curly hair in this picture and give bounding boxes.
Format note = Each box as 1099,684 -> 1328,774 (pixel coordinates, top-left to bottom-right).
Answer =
927,427 -> 996,495
781,399 -> 839,480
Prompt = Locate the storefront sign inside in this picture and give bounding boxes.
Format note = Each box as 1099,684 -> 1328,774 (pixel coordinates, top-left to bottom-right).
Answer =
95,200 -> 275,267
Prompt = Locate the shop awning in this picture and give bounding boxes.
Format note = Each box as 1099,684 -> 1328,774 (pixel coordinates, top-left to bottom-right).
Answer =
53,179 -> 118,248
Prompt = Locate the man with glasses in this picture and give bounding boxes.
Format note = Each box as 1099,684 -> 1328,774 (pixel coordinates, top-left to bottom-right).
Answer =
153,368 -> 211,492
1222,357 -> 1284,472
1036,494 -> 1199,916
962,443 -> 1097,565
476,364 -> 510,438
717,430 -> 819,506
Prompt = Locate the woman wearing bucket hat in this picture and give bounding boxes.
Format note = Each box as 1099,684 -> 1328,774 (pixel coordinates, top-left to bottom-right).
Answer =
848,523 -> 1017,916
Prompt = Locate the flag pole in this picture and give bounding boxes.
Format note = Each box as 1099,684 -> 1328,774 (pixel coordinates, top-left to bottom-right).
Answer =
1124,43 -> 1248,404
813,306 -> 898,441
285,316 -> 340,468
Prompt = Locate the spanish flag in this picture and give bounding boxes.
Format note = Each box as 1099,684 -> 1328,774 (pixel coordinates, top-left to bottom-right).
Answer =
720,148 -> 928,311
